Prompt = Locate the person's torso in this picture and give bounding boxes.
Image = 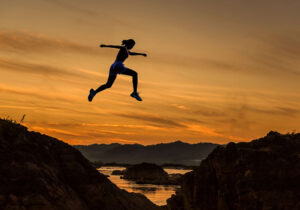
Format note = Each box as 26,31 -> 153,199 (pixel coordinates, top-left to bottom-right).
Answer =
115,47 -> 129,63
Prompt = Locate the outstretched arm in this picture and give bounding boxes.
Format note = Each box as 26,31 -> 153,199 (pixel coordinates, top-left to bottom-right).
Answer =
129,51 -> 147,57
100,44 -> 123,49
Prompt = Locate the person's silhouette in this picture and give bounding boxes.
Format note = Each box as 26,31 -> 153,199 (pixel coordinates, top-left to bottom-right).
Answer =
88,39 -> 147,102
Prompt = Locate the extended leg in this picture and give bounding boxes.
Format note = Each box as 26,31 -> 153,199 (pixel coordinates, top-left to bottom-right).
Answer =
88,74 -> 116,102
95,74 -> 117,94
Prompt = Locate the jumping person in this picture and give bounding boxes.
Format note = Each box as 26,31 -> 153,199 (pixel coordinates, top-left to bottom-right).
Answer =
88,39 -> 147,102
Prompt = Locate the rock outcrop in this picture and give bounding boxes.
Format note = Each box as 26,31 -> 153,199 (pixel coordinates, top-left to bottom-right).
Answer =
167,131 -> 300,210
122,163 -> 184,185
123,163 -> 169,184
112,170 -> 125,176
167,174 -> 183,185
0,119 -> 161,210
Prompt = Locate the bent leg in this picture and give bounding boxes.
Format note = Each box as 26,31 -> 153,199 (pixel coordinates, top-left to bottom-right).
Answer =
95,74 -> 116,94
120,68 -> 138,92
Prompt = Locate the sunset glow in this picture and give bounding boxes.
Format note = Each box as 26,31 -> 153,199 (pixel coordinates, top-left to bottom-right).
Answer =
1,0 -> 299,145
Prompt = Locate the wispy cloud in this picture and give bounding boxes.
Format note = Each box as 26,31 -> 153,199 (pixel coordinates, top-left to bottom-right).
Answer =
0,84 -> 113,116
0,84 -> 75,103
180,101 -> 299,140
110,138 -> 141,144
244,33 -> 300,76
32,126 -> 83,138
43,0 -> 140,29
243,105 -> 299,117
0,58 -> 112,90
116,113 -> 187,128
45,0 -> 97,17
0,58 -> 82,78
149,52 -> 238,73
193,106 -> 226,118
171,103 -> 189,110
0,30 -> 101,55
148,33 -> 300,77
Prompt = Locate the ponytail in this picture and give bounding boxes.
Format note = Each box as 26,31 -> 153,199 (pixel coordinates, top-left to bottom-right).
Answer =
122,39 -> 135,47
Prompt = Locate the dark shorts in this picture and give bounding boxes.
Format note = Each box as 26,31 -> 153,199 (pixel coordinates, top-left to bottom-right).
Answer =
110,61 -> 126,76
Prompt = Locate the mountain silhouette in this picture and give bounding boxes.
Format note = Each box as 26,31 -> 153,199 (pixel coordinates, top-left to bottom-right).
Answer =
74,141 -> 219,166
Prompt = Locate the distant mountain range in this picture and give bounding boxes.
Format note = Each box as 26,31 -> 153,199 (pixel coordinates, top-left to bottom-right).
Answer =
73,141 -> 219,166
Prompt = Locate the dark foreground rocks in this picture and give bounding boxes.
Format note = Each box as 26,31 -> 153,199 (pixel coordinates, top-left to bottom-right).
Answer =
0,119 -> 161,210
167,131 -> 300,210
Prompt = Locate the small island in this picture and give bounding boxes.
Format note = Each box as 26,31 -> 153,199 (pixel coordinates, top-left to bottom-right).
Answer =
122,162 -> 183,185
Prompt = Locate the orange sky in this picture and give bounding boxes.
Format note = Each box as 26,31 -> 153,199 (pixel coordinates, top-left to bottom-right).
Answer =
0,0 -> 299,145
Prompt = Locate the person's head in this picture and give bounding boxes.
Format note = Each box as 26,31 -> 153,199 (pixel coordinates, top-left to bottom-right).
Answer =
122,39 -> 135,49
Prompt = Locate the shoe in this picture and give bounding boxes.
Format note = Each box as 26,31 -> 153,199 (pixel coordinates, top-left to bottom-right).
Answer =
130,92 -> 142,101
88,89 -> 95,102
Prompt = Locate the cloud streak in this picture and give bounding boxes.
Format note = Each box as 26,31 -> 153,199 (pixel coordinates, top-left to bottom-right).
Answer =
43,0 -> 141,29
0,58 -> 110,88
0,58 -> 81,78
0,84 -> 113,116
0,30 -> 101,55
149,52 -> 238,73
244,105 -> 299,118
45,0 -> 97,17
148,33 -> 300,77
116,113 -> 187,128
243,33 -> 300,76
0,84 -> 75,103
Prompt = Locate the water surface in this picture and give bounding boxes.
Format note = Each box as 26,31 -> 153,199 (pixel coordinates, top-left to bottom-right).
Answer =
98,166 -> 191,205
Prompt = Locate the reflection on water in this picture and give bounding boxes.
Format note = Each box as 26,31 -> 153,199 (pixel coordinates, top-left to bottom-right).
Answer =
98,166 -> 192,206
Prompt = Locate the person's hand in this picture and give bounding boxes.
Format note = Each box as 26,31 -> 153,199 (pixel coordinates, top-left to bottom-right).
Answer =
143,53 -> 147,57
100,44 -> 106,48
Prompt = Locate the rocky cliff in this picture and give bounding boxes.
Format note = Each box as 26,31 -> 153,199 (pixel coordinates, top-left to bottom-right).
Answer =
0,119 -> 161,210
167,131 -> 300,210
